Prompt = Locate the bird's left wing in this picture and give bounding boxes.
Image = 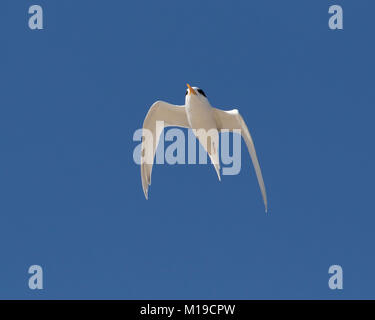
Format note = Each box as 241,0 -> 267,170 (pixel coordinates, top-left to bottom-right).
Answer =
213,108 -> 268,212
141,101 -> 189,199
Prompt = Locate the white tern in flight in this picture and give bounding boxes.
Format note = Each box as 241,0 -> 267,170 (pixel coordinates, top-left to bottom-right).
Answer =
140,84 -> 267,212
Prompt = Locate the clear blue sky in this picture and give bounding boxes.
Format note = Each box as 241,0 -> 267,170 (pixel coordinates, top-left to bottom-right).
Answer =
1,0 -> 374,299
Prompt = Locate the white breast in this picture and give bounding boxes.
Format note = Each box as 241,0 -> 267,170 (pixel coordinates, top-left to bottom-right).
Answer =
185,98 -> 217,131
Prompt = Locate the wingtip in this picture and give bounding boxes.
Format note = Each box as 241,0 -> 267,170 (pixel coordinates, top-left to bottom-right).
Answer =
214,164 -> 221,181
142,181 -> 149,200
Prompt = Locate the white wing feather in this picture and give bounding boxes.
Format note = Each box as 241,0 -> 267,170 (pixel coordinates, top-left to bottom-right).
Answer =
213,108 -> 268,212
141,101 -> 189,199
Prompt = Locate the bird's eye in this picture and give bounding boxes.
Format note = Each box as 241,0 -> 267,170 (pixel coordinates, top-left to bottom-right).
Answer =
197,89 -> 207,97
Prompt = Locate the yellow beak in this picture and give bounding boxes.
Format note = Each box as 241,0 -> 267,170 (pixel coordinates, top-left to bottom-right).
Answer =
186,83 -> 196,95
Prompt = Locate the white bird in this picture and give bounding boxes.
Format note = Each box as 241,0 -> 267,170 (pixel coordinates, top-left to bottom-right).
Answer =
140,84 -> 268,212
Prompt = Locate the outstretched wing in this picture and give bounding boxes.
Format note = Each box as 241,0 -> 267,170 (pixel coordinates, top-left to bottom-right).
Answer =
213,108 -> 268,212
141,101 -> 189,199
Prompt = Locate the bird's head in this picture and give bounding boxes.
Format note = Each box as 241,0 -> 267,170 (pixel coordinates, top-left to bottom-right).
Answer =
185,83 -> 208,104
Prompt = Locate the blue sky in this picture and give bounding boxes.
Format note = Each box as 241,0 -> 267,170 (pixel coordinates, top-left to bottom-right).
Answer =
1,0 -> 374,299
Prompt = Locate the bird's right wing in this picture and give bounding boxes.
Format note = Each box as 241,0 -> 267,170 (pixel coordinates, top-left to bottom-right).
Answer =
213,108 -> 268,212
141,101 -> 189,199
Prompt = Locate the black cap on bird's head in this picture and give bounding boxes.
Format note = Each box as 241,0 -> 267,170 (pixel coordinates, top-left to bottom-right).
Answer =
185,83 -> 207,98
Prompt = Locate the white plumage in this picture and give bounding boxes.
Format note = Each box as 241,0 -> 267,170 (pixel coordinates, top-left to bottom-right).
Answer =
140,84 -> 268,212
